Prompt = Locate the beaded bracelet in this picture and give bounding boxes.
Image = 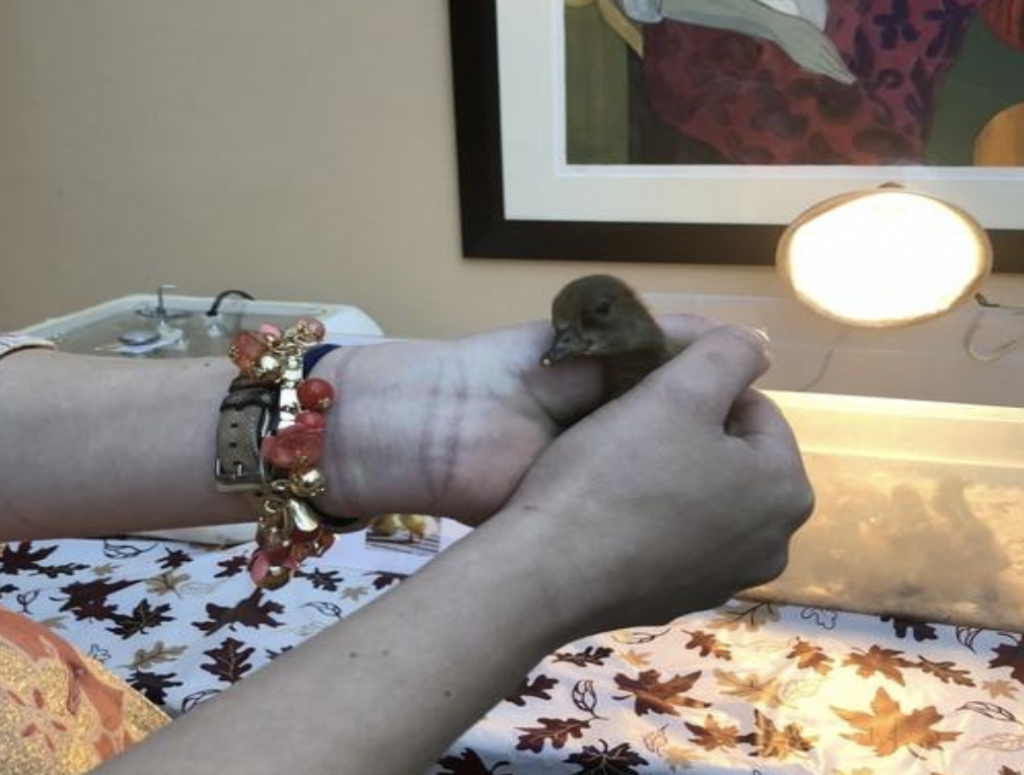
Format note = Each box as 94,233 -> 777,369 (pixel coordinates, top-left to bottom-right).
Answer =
223,318 -> 360,589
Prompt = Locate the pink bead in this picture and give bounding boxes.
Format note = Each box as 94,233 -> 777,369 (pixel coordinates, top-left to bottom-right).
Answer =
289,431 -> 324,470
298,378 -> 334,412
259,323 -> 282,339
264,435 -> 294,470
231,330 -> 268,361
249,550 -> 271,585
264,425 -> 324,471
296,411 -> 327,431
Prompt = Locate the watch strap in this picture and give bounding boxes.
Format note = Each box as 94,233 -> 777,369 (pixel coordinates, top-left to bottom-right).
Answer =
214,377 -> 278,491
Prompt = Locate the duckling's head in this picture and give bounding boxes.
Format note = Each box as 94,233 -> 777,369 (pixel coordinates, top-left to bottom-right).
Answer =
541,274 -> 663,366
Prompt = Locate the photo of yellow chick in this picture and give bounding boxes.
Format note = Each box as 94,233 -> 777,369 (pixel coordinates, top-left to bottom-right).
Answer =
368,513 -> 436,544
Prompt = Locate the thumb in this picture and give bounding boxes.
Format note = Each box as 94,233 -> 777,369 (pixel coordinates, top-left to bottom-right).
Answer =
648,325 -> 772,427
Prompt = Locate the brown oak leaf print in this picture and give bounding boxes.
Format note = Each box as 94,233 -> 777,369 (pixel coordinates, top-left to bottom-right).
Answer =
915,656 -> 974,686
843,645 -> 915,685
553,646 -> 613,667
515,717 -> 593,753
709,602 -> 780,631
436,748 -> 512,775
125,641 -> 188,671
613,669 -> 709,716
202,637 -> 256,684
505,674 -> 558,706
990,636 -> 1024,685
685,714 -> 744,752
832,686 -> 961,756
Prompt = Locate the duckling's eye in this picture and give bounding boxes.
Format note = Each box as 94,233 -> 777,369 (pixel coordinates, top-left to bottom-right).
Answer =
593,299 -> 612,317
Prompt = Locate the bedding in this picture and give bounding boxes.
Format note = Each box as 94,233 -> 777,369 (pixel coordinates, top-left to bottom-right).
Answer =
2,531 -> 1022,774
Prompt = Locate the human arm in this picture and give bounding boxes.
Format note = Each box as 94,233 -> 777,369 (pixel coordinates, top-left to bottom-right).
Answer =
95,324 -> 813,775
0,316 -> 714,539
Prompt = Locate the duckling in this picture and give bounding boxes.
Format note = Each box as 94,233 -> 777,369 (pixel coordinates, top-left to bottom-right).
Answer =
541,274 -> 677,398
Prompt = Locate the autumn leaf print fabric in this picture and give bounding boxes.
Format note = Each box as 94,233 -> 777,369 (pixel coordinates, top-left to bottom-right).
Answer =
2,537 -> 1023,774
435,610 -> 1024,773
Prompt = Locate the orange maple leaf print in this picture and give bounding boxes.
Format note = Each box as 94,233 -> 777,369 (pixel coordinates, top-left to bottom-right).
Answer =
831,687 -> 961,756
843,645 -> 915,685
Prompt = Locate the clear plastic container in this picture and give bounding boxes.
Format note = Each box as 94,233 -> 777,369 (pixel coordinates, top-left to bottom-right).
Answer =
749,390 -> 1024,632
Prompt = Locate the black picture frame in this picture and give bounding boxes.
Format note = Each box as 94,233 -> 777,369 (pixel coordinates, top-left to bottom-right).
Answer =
449,0 -> 1024,271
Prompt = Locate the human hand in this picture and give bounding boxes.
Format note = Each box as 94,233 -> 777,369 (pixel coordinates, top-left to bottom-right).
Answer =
314,316 -> 716,523
492,325 -> 814,636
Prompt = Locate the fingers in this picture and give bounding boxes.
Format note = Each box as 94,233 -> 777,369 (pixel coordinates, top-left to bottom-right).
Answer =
654,325 -> 772,426
726,388 -> 796,444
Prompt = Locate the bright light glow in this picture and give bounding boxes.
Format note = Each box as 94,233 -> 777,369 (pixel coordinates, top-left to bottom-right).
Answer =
778,190 -> 992,327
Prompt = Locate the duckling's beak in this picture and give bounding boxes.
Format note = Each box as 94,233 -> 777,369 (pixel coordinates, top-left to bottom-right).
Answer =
541,326 -> 588,367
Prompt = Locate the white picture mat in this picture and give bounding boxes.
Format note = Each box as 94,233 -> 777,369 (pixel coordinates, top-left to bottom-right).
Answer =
496,0 -> 1024,228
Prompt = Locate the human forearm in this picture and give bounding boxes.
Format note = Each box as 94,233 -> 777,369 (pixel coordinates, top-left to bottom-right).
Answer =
0,350 -> 251,539
98,512 -> 570,774
0,326 -> 581,540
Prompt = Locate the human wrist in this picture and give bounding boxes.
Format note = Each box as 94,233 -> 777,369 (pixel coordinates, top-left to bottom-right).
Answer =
484,496 -> 612,645
310,340 -> 452,518
432,508 -> 586,652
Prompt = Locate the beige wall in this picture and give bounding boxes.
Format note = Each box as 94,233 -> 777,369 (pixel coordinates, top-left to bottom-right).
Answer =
1,1 -> 1021,339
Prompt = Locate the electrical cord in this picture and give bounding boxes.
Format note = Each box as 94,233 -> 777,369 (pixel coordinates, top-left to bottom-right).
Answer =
794,327 -> 850,392
964,306 -> 1024,363
206,290 -> 256,317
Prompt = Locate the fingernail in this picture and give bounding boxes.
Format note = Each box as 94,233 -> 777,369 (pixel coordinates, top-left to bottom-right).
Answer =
749,327 -> 771,346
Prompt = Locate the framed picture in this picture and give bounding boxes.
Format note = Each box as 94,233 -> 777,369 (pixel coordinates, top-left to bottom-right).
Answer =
450,0 -> 1024,269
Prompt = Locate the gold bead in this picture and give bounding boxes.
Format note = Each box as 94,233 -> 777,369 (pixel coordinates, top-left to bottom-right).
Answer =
253,354 -> 284,381
285,497 -> 321,533
289,469 -> 326,498
258,566 -> 292,590
257,525 -> 285,553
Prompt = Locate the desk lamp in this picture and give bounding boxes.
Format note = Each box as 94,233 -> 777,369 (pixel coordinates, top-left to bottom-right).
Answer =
776,185 -> 992,328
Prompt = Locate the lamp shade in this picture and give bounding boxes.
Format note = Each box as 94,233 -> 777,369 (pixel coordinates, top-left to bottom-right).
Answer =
777,188 -> 992,328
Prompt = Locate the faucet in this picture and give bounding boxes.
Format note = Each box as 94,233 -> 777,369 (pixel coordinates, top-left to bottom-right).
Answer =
137,284 -> 193,320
